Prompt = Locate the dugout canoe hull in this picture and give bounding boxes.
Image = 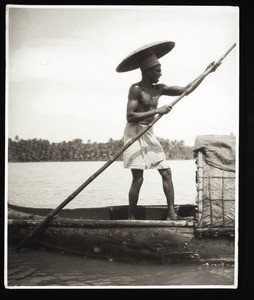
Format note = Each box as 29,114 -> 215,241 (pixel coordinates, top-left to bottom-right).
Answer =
8,203 -> 235,265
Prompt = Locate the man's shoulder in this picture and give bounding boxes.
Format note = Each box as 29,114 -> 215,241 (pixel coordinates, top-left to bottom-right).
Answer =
129,83 -> 142,94
130,82 -> 141,89
129,83 -> 165,90
154,83 -> 166,91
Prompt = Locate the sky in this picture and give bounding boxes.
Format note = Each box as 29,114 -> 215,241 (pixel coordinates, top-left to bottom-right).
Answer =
6,5 -> 239,146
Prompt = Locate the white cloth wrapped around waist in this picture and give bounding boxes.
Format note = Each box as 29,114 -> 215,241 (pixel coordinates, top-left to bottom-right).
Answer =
123,123 -> 169,169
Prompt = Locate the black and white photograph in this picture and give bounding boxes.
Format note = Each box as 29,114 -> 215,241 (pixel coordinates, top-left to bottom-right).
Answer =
5,5 -> 239,288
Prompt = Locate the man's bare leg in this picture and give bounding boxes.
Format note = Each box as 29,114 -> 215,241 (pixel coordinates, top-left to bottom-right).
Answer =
128,169 -> 144,220
158,168 -> 179,220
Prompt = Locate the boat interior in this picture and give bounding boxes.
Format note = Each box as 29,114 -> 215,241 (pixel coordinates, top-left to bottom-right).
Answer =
8,203 -> 197,221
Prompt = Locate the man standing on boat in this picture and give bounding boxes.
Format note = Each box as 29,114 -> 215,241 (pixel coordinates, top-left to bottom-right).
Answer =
116,41 -> 218,220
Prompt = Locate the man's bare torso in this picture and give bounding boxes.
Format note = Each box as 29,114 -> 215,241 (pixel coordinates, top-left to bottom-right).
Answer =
131,82 -> 165,124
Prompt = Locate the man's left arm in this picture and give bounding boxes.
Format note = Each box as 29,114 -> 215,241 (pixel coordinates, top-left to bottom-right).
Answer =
161,62 -> 219,97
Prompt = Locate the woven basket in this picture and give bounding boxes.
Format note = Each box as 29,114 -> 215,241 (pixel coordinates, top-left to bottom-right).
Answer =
195,151 -> 235,229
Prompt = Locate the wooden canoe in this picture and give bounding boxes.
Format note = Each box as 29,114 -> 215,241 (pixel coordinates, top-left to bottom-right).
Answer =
8,203 -> 235,265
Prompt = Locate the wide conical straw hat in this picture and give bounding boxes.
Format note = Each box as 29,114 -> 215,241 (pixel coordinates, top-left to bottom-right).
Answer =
116,40 -> 175,72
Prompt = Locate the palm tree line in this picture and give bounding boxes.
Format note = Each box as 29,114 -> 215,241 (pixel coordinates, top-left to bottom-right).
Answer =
8,136 -> 194,162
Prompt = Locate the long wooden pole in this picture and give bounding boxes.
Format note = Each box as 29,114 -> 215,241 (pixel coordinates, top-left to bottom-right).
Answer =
12,43 -> 236,253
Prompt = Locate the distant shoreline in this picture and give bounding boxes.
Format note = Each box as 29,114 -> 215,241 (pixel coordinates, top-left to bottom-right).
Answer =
8,137 -> 194,162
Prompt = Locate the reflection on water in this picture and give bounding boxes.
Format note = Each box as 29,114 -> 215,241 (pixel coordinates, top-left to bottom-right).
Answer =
7,245 -> 235,287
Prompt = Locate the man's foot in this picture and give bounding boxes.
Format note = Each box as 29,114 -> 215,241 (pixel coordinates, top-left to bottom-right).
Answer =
166,213 -> 193,220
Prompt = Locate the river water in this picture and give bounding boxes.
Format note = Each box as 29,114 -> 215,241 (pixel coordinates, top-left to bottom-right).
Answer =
5,160 -> 237,288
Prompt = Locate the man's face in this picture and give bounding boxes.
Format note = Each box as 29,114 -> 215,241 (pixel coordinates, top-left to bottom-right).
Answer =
145,64 -> 162,83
